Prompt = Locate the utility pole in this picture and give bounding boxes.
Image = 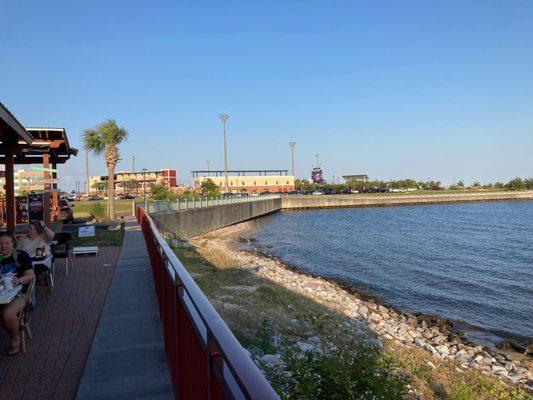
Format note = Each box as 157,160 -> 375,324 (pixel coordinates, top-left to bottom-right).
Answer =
289,141 -> 296,177
132,156 -> 135,173
142,168 -> 147,203
206,160 -> 211,173
219,113 -> 229,192
315,153 -> 320,167
85,149 -> 90,195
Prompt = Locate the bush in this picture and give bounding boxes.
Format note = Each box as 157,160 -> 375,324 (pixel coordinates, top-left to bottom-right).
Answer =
506,178 -> 525,191
268,340 -> 408,400
150,183 -> 178,200
90,202 -> 105,219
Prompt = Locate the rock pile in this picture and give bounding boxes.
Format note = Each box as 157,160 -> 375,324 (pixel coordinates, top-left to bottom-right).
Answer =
225,248 -> 532,387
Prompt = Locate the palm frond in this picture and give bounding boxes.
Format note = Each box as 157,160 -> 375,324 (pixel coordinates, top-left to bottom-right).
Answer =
82,119 -> 129,155
82,128 -> 105,155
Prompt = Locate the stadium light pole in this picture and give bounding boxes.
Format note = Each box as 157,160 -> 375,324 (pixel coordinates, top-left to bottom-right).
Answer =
289,141 -> 296,177
142,168 -> 147,204
219,114 -> 229,192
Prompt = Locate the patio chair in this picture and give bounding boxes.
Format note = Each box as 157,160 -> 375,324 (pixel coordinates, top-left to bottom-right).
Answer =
19,277 -> 36,353
52,232 -> 75,276
35,262 -> 54,300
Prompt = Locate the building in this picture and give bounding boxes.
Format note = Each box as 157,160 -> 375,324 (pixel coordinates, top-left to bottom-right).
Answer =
192,170 -> 295,193
342,174 -> 369,183
0,168 -> 57,196
89,169 -> 178,194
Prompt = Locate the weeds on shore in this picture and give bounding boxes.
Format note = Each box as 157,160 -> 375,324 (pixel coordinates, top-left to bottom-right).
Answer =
269,340 -> 408,400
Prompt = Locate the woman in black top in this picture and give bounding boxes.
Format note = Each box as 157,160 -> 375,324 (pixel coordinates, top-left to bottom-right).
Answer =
0,231 -> 34,355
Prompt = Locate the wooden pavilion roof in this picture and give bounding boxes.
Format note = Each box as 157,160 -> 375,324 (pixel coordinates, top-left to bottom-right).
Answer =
0,127 -> 79,164
0,102 -> 34,146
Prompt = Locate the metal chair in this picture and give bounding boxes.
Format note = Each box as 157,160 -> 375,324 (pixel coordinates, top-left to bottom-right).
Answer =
19,277 -> 36,353
34,262 -> 54,300
52,233 -> 75,276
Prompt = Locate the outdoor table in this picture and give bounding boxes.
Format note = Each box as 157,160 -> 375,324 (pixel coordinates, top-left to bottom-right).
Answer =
0,285 -> 22,305
73,246 -> 98,257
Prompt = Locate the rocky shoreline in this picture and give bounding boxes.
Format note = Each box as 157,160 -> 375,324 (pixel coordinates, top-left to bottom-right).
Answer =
190,221 -> 532,390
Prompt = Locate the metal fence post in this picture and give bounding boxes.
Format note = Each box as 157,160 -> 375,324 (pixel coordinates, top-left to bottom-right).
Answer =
185,198 -> 188,210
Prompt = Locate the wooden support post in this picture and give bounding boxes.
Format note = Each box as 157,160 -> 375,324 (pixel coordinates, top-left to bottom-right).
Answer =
43,154 -> 51,227
4,152 -> 16,231
52,162 -> 58,222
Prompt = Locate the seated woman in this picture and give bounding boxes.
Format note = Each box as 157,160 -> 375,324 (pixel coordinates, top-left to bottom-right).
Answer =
0,231 -> 34,355
17,220 -> 55,275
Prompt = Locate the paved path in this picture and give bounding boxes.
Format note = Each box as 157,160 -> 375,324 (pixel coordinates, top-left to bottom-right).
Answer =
75,221 -> 173,400
0,247 -> 121,400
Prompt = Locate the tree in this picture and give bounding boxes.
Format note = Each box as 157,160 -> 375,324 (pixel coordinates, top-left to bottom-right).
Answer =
83,119 -> 128,219
200,178 -> 219,194
150,183 -> 177,200
506,177 -> 525,191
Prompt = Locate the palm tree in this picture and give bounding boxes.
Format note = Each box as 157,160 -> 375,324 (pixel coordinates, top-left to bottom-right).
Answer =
83,119 -> 128,220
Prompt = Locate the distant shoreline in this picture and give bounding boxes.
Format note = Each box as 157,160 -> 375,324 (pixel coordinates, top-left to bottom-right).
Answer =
280,190 -> 533,210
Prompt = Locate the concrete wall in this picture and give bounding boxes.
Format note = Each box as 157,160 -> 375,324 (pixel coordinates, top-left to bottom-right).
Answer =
151,197 -> 282,238
150,192 -> 533,238
281,191 -> 533,209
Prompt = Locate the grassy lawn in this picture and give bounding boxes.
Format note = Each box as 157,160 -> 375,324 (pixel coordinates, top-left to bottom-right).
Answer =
72,199 -> 134,219
70,228 -> 125,247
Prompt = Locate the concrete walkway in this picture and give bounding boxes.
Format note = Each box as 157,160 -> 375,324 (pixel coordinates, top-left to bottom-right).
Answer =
76,221 -> 173,400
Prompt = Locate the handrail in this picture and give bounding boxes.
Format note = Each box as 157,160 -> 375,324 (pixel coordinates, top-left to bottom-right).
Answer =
133,194 -> 281,215
136,205 -> 279,400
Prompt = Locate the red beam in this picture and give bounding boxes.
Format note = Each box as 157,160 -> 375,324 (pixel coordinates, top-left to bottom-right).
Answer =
4,152 -> 15,231
43,154 -> 51,227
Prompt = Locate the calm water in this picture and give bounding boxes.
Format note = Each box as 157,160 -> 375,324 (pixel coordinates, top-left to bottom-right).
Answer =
251,201 -> 533,344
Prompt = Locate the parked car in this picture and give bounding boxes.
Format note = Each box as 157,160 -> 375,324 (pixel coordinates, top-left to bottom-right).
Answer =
119,193 -> 136,199
59,198 -> 74,223
88,195 -> 103,201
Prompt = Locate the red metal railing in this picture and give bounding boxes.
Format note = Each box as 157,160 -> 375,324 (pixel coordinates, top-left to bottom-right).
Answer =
136,206 -> 279,400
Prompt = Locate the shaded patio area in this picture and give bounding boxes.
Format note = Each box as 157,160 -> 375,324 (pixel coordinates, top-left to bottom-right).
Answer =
0,247 -> 121,400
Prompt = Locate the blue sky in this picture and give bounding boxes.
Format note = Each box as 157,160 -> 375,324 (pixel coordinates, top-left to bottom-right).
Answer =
1,1 -> 532,190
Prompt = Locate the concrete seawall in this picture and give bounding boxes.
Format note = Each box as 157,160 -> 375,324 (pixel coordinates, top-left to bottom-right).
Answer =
149,192 -> 533,238
281,191 -> 533,209
151,197 -> 282,238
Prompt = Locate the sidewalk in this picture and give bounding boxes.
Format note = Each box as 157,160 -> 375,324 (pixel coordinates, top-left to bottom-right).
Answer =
75,221 -> 173,400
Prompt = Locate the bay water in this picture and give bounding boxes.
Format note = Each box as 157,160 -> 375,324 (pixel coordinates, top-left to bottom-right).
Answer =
250,201 -> 533,345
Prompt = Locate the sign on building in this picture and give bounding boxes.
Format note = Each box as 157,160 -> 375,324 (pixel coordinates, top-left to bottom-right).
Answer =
27,193 -> 44,221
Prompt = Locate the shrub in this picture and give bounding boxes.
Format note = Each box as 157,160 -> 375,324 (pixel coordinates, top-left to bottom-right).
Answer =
506,178 -> 525,191
90,202 -> 106,219
268,340 -> 408,400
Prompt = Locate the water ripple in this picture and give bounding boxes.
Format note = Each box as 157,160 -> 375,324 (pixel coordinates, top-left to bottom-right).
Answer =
254,201 -> 533,343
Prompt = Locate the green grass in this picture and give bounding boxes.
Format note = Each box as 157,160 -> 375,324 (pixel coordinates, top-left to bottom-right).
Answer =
70,228 -> 124,247
327,189 -> 514,197
72,199 -> 134,219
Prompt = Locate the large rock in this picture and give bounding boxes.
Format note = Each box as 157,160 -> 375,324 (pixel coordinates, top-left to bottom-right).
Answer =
436,345 -> 450,356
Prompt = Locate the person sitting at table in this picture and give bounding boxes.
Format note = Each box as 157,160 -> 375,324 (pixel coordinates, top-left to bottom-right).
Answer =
0,231 -> 34,356
17,220 -> 54,276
